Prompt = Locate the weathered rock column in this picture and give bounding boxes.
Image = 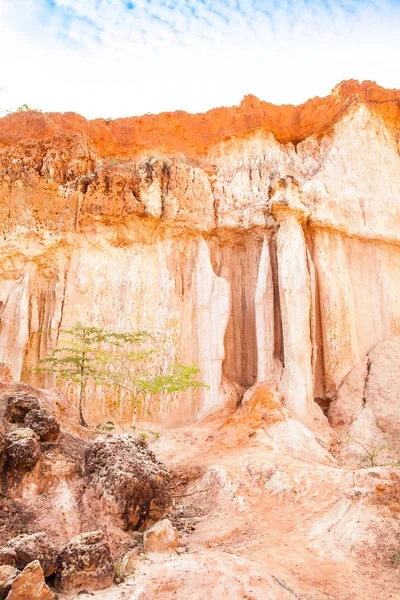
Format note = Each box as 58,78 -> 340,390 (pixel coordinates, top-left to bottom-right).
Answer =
195,239 -> 231,417
255,235 -> 281,383
273,199 -> 314,422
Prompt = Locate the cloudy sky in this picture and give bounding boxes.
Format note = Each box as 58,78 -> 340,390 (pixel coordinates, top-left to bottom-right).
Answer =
1,0 -> 399,119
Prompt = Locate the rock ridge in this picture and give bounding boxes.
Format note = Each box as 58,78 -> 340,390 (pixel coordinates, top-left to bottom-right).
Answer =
0,80 -> 399,159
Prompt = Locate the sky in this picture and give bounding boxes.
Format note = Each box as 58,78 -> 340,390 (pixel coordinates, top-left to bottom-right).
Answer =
0,0 -> 400,119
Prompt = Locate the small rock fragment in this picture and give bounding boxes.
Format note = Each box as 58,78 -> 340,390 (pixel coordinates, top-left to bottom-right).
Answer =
6,560 -> 55,600
55,530 -> 114,593
24,409 -> 60,442
0,565 -> 20,600
143,519 -> 179,553
118,547 -> 140,579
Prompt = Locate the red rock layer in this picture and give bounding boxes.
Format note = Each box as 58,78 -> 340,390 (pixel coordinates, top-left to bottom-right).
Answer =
0,80 -> 399,159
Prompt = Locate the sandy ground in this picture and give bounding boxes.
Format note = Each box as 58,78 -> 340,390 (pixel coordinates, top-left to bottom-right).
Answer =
67,388 -> 400,600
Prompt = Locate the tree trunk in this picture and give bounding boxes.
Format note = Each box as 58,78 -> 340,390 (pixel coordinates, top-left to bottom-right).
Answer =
79,360 -> 88,428
132,390 -> 137,432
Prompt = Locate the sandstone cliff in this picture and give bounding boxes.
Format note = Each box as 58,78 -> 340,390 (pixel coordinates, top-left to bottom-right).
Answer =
1,79 -> 400,427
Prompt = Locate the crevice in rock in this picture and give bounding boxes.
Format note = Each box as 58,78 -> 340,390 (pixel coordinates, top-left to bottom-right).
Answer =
271,575 -> 301,598
74,192 -> 84,233
306,232 -> 326,401
362,357 -> 371,408
160,160 -> 171,220
268,230 -> 284,367
56,257 -> 71,345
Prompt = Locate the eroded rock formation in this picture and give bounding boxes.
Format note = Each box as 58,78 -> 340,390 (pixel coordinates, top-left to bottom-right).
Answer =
1,80 -> 400,428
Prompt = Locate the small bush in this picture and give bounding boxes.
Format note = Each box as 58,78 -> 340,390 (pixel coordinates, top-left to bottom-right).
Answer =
16,104 -> 42,113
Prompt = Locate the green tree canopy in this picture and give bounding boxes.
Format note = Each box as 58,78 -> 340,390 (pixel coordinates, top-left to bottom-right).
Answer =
36,323 -> 207,428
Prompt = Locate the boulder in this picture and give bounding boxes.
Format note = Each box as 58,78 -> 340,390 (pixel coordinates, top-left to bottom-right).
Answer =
143,519 -> 179,553
0,565 -> 19,600
84,434 -> 171,530
24,409 -> 60,442
1,533 -> 58,578
5,429 -> 41,471
6,561 -> 55,600
55,530 -> 114,593
4,392 -> 40,423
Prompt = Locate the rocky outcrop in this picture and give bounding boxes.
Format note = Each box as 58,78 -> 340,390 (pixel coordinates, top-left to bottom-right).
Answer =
84,434 -> 171,531
0,376 -> 173,570
55,531 -> 114,593
4,429 -> 41,471
4,392 -> 40,424
0,378 -> 87,552
23,409 -> 60,442
0,376 -> 178,596
0,533 -> 58,578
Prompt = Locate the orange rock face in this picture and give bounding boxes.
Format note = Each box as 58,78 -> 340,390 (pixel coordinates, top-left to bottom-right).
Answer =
0,79 -> 399,159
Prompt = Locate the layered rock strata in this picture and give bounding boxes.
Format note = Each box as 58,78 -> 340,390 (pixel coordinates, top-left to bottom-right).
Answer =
1,80 -> 400,426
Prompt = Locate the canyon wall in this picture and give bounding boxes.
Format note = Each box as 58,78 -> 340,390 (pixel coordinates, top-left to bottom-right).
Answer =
1,80 -> 400,426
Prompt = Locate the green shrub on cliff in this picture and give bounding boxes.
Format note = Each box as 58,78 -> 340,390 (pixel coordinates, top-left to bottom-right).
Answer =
16,103 -> 42,112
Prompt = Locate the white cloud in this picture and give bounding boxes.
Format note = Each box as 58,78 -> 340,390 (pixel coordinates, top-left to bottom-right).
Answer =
0,0 -> 400,119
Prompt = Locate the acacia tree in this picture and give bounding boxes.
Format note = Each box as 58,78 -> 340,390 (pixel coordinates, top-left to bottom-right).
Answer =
36,323 -> 207,429
36,324 -> 131,427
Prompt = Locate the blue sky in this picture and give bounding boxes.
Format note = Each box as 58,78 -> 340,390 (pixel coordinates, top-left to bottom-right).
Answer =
1,0 -> 400,118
